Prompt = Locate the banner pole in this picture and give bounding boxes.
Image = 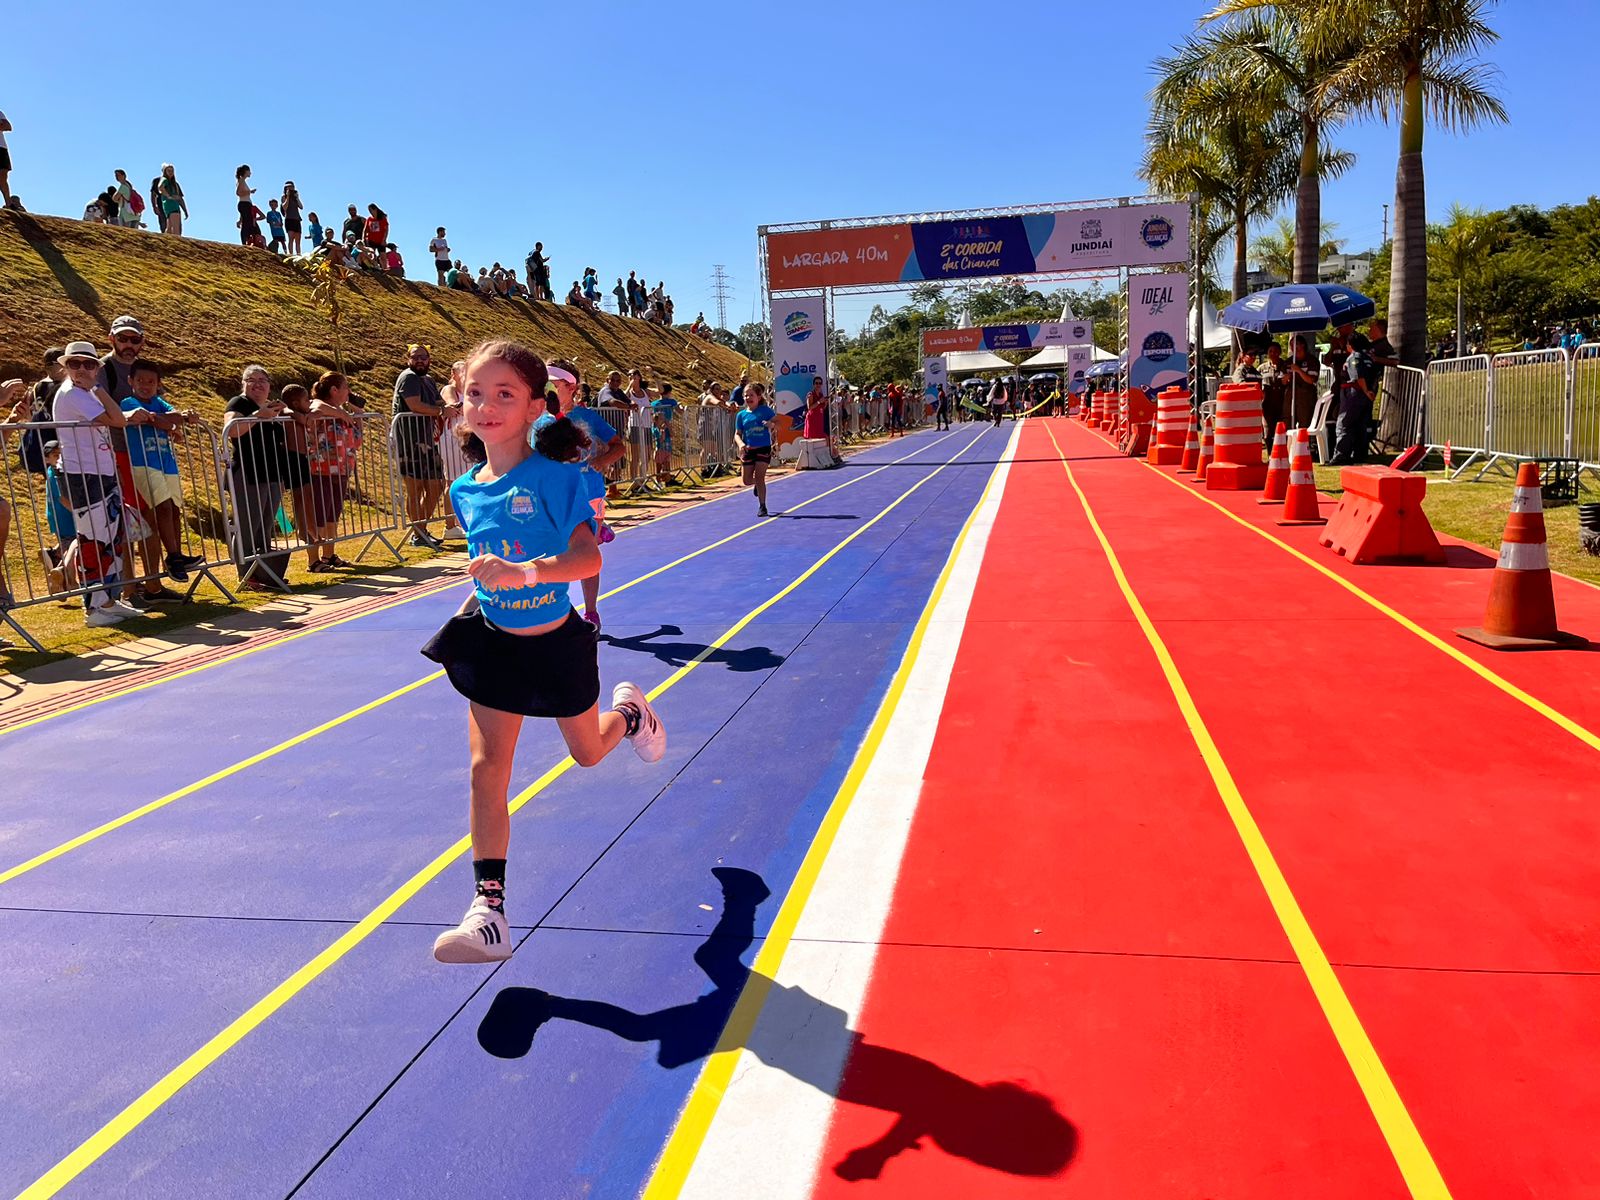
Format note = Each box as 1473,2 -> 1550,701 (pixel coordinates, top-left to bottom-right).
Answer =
1190,193 -> 1205,415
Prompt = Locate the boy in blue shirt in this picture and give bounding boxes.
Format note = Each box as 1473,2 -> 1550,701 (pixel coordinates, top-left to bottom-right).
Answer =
264,199 -> 286,254
43,442 -> 80,594
121,360 -> 205,586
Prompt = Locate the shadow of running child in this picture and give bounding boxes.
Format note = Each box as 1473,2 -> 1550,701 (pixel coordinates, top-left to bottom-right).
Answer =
478,867 -> 1077,1182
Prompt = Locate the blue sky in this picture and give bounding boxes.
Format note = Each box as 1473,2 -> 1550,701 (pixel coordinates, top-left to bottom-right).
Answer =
5,0 -> 1592,335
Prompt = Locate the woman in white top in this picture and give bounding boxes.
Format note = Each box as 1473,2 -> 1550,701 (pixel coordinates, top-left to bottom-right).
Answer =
625,367 -> 653,484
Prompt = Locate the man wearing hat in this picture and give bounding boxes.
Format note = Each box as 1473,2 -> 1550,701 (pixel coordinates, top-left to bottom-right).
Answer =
51,341 -> 145,626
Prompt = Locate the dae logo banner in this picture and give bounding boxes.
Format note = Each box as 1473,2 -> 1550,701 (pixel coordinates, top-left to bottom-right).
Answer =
768,293 -> 828,448
1127,272 -> 1189,395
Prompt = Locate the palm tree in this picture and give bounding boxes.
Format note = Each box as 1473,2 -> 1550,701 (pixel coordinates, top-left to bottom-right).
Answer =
1161,5 -> 1359,285
1245,0 -> 1507,367
1430,203 -> 1500,355
1250,216 -> 1344,282
1145,65 -> 1302,300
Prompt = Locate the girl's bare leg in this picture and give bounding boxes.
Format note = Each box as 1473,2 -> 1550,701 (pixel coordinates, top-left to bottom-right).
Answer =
555,701 -> 628,768
468,702 -> 523,858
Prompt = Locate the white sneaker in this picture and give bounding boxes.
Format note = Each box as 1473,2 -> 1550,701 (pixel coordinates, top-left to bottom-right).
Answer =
432,898 -> 513,964
86,605 -> 128,627
107,600 -> 145,619
613,681 -> 666,763
442,524 -> 466,540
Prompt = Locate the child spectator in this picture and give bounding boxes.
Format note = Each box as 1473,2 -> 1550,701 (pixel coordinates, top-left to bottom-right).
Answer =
363,204 -> 389,260
305,372 -> 363,570
307,211 -> 324,249
652,390 -> 677,484
43,442 -> 81,595
265,199 -> 286,254
120,361 -> 200,600
385,243 -> 405,275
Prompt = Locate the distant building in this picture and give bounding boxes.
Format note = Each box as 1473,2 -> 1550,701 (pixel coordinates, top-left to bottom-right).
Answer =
1246,267 -> 1287,292
1319,252 -> 1373,286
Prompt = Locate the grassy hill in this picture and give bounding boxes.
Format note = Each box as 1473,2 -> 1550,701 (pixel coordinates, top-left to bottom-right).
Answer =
0,210 -> 749,411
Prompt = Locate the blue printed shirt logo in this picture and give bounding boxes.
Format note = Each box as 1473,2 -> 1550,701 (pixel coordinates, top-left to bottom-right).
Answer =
505,490 -> 538,522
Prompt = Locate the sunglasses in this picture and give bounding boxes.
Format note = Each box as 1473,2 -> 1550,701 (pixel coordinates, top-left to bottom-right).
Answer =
65,359 -> 99,370
115,334 -> 143,344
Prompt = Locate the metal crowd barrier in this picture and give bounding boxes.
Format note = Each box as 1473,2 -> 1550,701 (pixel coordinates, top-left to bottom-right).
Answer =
1423,349 -> 1599,481
1374,364 -> 1427,455
0,417 -> 236,652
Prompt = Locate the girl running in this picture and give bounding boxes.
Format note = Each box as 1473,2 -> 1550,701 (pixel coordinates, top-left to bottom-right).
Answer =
422,340 -> 665,964
734,381 -> 776,517
537,358 -> 625,630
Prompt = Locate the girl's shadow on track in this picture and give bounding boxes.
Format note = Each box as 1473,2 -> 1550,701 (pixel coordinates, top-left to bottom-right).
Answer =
477,868 -> 1078,1183
598,624 -> 785,672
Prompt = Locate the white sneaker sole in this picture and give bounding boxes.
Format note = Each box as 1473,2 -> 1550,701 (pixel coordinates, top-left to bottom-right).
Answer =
432,934 -> 513,964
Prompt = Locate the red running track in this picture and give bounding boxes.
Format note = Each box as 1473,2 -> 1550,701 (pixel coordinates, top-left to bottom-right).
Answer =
810,417 -> 1600,1199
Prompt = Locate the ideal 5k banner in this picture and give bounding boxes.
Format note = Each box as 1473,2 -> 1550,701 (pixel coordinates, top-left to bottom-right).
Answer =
1127,272 -> 1190,395
1067,344 -> 1094,394
769,293 -> 828,443
768,202 -> 1190,291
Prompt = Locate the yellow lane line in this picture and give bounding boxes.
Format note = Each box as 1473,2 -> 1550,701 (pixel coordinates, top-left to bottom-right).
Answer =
14,428 -> 993,1200
0,431 -> 970,887
1044,423 -> 1450,1198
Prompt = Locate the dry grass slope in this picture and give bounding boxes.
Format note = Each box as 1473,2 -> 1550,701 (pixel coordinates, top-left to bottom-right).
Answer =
0,210 -> 750,413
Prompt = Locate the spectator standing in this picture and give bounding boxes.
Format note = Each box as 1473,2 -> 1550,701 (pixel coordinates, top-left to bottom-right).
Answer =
1258,342 -> 1286,444
1368,318 -> 1399,370
120,360 -> 200,599
386,244 -> 405,275
429,227 -> 451,286
626,271 -> 642,318
234,165 -> 256,245
278,383 -> 320,570
1286,334 -> 1321,430
156,164 -> 188,235
222,365 -> 291,590
392,343 -> 457,548
804,379 -> 827,441
527,242 -> 551,301
935,383 -> 952,430
0,108 -> 12,206
43,441 -> 80,595
305,371 -> 362,570
306,211 -> 323,249
112,169 -> 140,227
264,199 -> 286,254
97,315 -> 161,594
583,267 -> 600,305
624,368 -> 653,484
613,277 -> 627,315
1332,333 -> 1378,465
987,376 -> 1006,427
696,381 -> 726,471
341,204 -> 364,244
363,204 -> 389,261
52,342 -> 142,626
281,182 -> 304,255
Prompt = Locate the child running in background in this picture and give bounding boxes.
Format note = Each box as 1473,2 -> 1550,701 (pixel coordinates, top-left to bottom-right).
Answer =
652,401 -> 674,484
421,340 -> 663,964
734,380 -> 777,518
538,359 -> 625,630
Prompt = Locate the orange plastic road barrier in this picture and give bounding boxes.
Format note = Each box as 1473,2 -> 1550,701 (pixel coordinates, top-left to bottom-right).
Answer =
1147,386 -> 1191,466
1258,422 -> 1291,504
1088,390 -> 1102,427
1318,466 -> 1446,565
1457,462 -> 1588,650
1177,408 -> 1201,473
1277,428 -> 1326,525
1193,418 -> 1215,484
1206,382 -> 1268,491
1122,388 -> 1155,456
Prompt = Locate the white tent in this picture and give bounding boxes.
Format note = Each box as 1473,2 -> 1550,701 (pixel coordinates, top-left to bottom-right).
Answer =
943,349 -> 1015,374
1191,297 -> 1233,351
1017,342 -> 1117,370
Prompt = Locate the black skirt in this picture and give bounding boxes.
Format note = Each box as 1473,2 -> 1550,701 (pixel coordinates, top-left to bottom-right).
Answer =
421,596 -> 599,718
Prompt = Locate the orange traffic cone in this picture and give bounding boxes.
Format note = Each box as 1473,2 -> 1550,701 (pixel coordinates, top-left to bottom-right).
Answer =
1192,419 -> 1214,483
1457,462 -> 1587,649
1277,428 -> 1325,525
1177,408 -> 1200,473
1258,422 -> 1290,504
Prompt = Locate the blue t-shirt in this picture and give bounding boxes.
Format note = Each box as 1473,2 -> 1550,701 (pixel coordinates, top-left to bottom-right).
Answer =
736,404 -> 776,449
120,395 -> 180,473
308,220 -> 324,246
450,450 -> 596,630
533,407 -> 618,470
265,209 -> 285,237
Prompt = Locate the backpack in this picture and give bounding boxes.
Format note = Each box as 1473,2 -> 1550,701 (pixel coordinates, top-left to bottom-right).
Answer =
18,379 -> 58,474
128,189 -> 146,214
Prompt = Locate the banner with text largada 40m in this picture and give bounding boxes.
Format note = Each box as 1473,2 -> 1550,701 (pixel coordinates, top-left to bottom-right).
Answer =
768,294 -> 828,454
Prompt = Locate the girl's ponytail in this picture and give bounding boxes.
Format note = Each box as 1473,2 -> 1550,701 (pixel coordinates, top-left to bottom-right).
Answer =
534,414 -> 590,464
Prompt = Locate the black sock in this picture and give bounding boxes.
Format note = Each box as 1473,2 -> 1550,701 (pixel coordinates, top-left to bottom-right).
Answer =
474,858 -> 506,911
614,702 -> 642,736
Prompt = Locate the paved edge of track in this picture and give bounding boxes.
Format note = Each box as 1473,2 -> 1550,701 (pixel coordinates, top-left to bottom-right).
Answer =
639,424 -> 1020,1199
9,427 -> 998,1200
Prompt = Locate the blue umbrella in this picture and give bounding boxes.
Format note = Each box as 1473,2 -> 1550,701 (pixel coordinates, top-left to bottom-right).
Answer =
1219,284 -> 1376,334
1086,354 -> 1125,379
